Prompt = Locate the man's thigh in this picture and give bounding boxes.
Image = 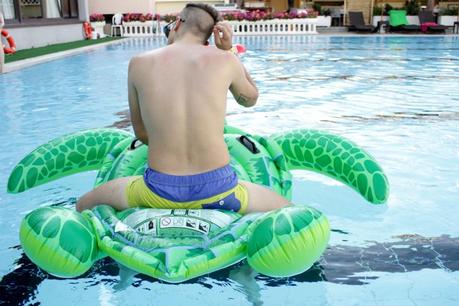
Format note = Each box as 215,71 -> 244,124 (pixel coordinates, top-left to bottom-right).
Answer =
239,180 -> 290,214
77,176 -> 140,212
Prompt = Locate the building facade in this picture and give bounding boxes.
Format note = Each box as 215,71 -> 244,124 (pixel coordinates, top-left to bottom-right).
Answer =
1,0 -> 89,50
88,0 -> 225,15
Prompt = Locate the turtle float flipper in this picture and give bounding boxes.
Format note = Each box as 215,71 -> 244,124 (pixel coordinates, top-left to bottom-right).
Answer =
7,129 -> 132,193
247,205 -> 330,277
271,129 -> 389,204
19,207 -> 100,278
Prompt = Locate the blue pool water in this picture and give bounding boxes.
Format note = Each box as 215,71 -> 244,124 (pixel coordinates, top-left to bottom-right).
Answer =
1,36 -> 459,305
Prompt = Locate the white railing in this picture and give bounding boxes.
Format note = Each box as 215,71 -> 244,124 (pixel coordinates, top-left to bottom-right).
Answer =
120,19 -> 318,37
122,21 -> 155,37
228,19 -> 318,35
156,21 -> 168,37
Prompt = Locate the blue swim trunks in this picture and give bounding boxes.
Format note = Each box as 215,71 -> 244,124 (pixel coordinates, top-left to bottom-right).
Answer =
126,164 -> 248,214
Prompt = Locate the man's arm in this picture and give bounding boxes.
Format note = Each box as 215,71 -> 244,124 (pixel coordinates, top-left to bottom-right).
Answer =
128,57 -> 148,145
213,21 -> 258,107
229,56 -> 259,108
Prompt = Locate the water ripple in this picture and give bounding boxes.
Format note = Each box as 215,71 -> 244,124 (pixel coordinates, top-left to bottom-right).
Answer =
1,36 -> 459,305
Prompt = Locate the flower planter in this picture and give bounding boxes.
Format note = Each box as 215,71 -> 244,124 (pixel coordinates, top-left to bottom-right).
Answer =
90,21 -> 106,36
123,21 -> 154,26
372,16 -> 388,27
406,15 -> 420,25
438,15 -> 458,26
316,16 -> 331,27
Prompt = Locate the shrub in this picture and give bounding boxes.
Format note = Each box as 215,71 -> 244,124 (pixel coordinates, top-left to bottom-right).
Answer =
404,0 -> 420,15
162,14 -> 178,22
123,13 -> 137,22
144,13 -> 159,21
89,13 -> 105,22
384,4 -> 394,15
313,2 -> 322,15
440,7 -> 458,15
187,9 -> 320,22
373,6 -> 383,16
123,13 -> 159,22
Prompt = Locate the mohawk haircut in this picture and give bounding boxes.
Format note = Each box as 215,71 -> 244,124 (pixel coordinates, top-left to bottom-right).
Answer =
180,3 -> 223,42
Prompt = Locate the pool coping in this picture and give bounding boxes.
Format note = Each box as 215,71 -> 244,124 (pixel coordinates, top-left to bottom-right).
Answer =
1,37 -> 131,74
1,34 -> 456,74
315,33 -> 458,37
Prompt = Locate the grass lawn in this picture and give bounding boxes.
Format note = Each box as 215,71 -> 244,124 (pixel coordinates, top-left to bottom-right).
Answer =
5,37 -> 124,63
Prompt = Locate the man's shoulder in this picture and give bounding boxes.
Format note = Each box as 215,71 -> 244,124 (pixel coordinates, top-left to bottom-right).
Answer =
207,46 -> 236,57
201,46 -> 238,65
129,48 -> 165,70
134,48 -> 163,60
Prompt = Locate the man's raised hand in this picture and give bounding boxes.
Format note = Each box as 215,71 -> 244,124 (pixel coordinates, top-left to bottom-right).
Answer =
213,22 -> 233,51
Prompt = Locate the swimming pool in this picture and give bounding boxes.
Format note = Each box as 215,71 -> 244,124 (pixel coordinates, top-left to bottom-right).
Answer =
1,35 -> 458,305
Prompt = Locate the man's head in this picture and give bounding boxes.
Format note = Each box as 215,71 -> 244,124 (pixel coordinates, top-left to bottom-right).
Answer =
166,3 -> 222,44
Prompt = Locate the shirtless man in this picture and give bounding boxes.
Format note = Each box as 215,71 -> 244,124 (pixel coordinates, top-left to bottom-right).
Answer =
76,3 -> 289,214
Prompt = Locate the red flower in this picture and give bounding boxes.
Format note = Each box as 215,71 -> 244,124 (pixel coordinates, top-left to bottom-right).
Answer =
90,13 -> 104,22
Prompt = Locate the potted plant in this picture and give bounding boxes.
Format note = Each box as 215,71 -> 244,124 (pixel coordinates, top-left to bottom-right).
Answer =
162,14 -> 177,23
123,13 -> 137,25
89,13 -> 106,35
144,13 -> 154,25
403,0 -> 421,25
222,10 -> 318,22
314,3 -> 331,27
438,7 -> 458,26
372,4 -> 400,26
123,13 -> 150,25
221,10 -> 318,35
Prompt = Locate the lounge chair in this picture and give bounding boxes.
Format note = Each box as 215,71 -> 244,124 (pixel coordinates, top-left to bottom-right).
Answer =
418,10 -> 448,33
388,10 -> 420,32
348,11 -> 377,33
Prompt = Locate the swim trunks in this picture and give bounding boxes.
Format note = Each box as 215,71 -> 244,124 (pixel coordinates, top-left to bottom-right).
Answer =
126,164 -> 248,214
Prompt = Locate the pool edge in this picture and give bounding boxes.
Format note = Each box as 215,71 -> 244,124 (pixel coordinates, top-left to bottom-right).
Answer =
1,38 -> 132,74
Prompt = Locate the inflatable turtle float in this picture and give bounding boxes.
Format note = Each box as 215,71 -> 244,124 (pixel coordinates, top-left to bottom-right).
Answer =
7,126 -> 389,283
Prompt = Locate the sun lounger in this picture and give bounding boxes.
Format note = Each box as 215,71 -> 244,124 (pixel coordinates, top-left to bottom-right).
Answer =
388,10 -> 420,32
418,10 -> 448,33
348,11 -> 377,33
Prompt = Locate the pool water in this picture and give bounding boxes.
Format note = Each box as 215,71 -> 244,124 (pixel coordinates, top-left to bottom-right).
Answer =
1,36 -> 459,305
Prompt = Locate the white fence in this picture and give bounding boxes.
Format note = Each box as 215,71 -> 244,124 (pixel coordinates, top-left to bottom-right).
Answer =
119,18 -> 318,37
228,19 -> 318,35
121,21 -> 156,37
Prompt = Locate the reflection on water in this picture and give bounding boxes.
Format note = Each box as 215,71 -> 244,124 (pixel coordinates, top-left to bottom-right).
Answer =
2,233 -> 458,305
1,36 -> 459,305
341,111 -> 459,122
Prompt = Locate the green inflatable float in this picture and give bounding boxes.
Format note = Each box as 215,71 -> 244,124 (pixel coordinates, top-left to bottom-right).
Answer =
7,126 -> 389,283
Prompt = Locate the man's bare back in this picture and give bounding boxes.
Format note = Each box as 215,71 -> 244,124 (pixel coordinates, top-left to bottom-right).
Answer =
76,3 -> 289,214
129,44 -> 237,174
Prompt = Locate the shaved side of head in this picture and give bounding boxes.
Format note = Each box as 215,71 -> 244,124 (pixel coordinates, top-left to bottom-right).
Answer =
180,3 -> 222,42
